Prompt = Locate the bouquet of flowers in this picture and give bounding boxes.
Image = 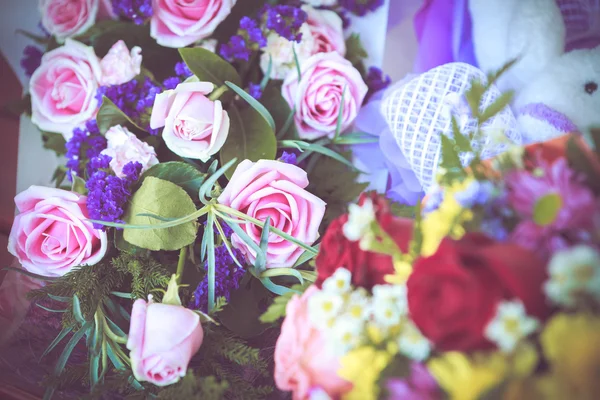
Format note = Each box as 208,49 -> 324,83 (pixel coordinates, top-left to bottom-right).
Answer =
276,78 -> 600,399
3,0 -> 392,398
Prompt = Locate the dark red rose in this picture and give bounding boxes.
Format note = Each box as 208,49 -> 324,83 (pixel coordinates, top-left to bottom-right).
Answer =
407,233 -> 550,352
315,193 -> 413,290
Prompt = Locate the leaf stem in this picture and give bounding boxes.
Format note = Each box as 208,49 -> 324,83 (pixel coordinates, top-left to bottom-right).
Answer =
208,84 -> 229,101
176,246 -> 188,284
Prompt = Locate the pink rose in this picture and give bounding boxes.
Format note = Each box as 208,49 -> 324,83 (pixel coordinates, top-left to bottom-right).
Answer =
100,125 -> 159,178
7,186 -> 108,278
39,0 -> 113,42
30,39 -> 102,139
150,81 -> 230,161
100,40 -> 142,86
127,298 -> 204,386
303,5 -> 346,55
275,286 -> 352,399
217,160 -> 326,269
151,0 -> 237,48
282,52 -> 368,140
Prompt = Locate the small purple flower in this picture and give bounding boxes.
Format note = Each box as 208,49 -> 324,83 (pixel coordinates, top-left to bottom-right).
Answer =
163,76 -> 180,90
366,66 -> 391,101
263,5 -> 307,42
248,83 -> 263,99
20,46 -> 43,77
423,186 -> 444,213
174,61 -> 193,79
111,0 -> 153,25
191,244 -> 247,313
65,120 -> 107,180
220,35 -> 253,62
279,151 -> 297,165
339,0 -> 385,16
454,180 -> 496,208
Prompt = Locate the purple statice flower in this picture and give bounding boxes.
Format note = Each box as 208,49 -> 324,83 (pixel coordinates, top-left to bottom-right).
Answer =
385,362 -> 442,400
65,120 -> 107,180
96,76 -> 161,134
240,16 -> 267,47
20,46 -> 43,77
454,180 -> 496,208
220,35 -> 253,62
506,157 -> 598,260
86,158 -> 142,230
111,0 -> 153,25
422,186 -> 444,213
365,66 -> 391,102
339,0 -> 385,16
279,151 -> 297,165
191,245 -> 246,313
248,82 -> 263,99
263,5 -> 307,42
163,76 -> 180,90
174,61 -> 193,79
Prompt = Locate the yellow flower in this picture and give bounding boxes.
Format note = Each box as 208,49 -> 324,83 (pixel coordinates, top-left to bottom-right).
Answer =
421,179 -> 473,257
339,347 -> 392,400
428,352 -> 508,400
541,313 -> 600,398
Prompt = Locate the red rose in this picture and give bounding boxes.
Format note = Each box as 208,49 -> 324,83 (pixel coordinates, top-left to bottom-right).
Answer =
407,233 -> 550,352
315,193 -> 413,290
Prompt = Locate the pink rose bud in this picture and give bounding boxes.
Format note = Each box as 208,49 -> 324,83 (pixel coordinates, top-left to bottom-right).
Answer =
217,160 -> 326,269
150,81 -> 230,161
100,125 -> 159,178
303,5 -> 346,55
30,39 -> 103,139
7,186 -> 108,278
127,298 -> 204,387
151,0 -> 237,48
274,286 -> 352,399
282,52 -> 368,140
100,40 -> 143,86
39,0 -> 104,42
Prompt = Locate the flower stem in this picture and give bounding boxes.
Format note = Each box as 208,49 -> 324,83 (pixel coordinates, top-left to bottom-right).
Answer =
209,84 -> 229,101
176,246 -> 188,284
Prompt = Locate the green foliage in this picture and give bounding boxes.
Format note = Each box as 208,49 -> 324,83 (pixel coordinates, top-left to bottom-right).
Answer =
29,262 -> 124,325
259,283 -> 308,323
112,253 -> 171,300
157,374 -> 229,400
225,81 -> 276,131
389,201 -> 417,218
307,151 -> 368,229
41,131 -> 67,156
219,104 -> 277,179
218,279 -> 271,339
260,82 -> 297,139
179,47 -> 242,87
96,96 -> 146,134
345,33 -> 368,75
123,176 -> 198,251
71,174 -> 87,195
138,161 -> 206,199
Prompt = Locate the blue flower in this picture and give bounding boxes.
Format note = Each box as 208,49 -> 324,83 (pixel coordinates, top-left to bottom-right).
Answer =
20,46 -> 43,77
454,180 -> 496,208
65,120 -> 107,180
111,0 -> 153,25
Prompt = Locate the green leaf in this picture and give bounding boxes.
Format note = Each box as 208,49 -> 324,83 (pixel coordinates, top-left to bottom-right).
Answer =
487,58 -> 519,87
123,177 -> 198,251
16,29 -> 51,45
41,325 -> 74,359
41,131 -> 67,156
206,212 -> 216,312
439,134 -> 466,183
138,161 -> 206,198
260,268 -> 303,285
465,79 -> 486,119
345,33 -> 368,73
292,245 -> 319,268
71,173 -> 87,195
334,86 -> 346,139
218,279 -> 270,338
533,193 -> 563,226
259,283 -> 308,323
114,229 -> 148,255
97,96 -> 146,134
478,91 -> 514,124
307,151 -> 368,230
451,116 -> 473,152
292,45 -> 302,81
260,83 -> 297,139
53,322 -> 92,377
225,81 -> 276,131
179,47 -> 242,87
219,104 -> 277,179
72,294 -> 85,325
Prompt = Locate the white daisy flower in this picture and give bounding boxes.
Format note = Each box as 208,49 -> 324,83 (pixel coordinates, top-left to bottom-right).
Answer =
372,301 -> 403,328
343,198 -> 375,242
331,316 -> 363,355
307,290 -> 344,330
322,267 -> 353,295
484,300 -> 539,352
397,321 -> 432,361
544,245 -> 600,307
372,284 -> 408,312
344,288 -> 372,322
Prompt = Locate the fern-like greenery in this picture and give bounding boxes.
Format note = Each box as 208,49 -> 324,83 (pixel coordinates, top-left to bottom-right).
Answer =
156,374 -> 229,400
111,253 -> 171,301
